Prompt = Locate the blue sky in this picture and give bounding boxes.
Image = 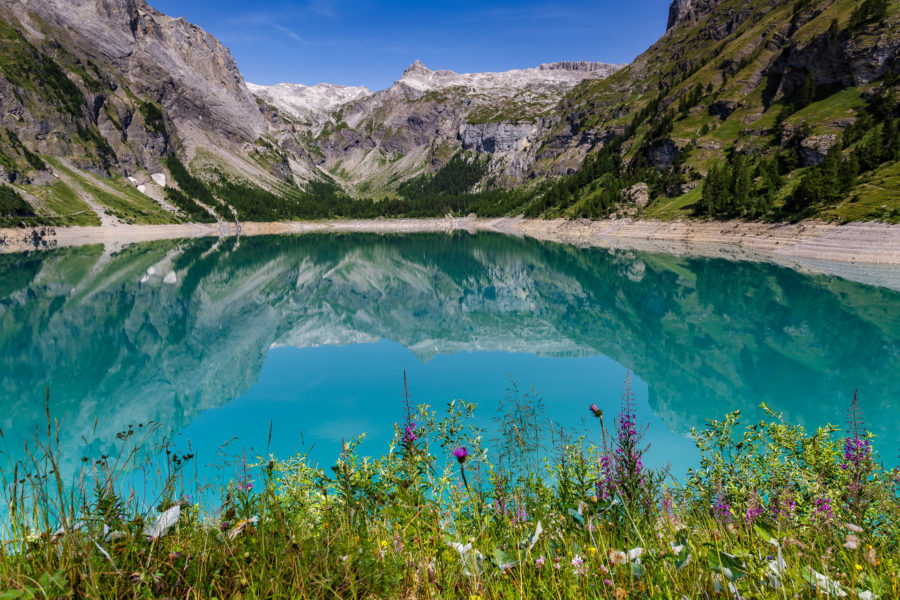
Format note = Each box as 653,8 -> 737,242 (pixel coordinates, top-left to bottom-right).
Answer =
151,0 -> 671,91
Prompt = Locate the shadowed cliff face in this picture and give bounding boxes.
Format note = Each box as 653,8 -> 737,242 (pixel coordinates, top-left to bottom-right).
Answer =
1,234 -> 898,474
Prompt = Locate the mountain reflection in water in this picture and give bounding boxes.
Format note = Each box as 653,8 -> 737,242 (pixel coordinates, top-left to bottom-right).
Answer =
1,233 -> 898,482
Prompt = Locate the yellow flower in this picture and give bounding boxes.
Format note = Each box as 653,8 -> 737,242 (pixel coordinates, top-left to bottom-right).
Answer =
381,540 -> 389,548
855,564 -> 864,571
470,596 -> 482,600
587,547 -> 597,555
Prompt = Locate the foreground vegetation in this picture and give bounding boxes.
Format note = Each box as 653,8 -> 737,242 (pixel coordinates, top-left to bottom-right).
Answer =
2,375 -> 899,599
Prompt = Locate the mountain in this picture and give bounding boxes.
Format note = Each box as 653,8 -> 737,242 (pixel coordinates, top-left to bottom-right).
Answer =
0,0 -> 896,228
0,0 -> 285,227
251,60 -> 622,193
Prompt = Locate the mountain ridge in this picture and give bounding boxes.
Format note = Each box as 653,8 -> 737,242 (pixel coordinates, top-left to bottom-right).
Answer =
0,0 -> 896,229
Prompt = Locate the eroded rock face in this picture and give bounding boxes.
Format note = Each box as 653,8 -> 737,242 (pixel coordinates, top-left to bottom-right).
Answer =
647,139 -> 680,169
459,122 -> 540,155
667,0 -> 724,30
800,134 -> 840,166
0,0 -> 265,177
624,182 -> 650,207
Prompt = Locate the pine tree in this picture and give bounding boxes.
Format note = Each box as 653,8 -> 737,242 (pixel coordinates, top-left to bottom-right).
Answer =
731,155 -> 753,213
798,73 -> 817,108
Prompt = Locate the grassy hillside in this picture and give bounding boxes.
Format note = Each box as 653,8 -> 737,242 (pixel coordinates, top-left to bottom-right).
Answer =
525,0 -> 899,222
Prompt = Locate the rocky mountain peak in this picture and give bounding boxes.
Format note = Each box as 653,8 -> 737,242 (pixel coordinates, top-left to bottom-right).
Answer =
402,59 -> 431,77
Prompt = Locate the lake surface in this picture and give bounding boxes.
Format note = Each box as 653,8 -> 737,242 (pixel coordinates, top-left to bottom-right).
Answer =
1,233 -> 898,490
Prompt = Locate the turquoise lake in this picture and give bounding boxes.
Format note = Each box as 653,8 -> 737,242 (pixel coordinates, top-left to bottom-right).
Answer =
1,233 -> 899,491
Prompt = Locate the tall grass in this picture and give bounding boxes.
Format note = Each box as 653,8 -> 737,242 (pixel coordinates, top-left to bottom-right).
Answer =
1,377 -> 898,599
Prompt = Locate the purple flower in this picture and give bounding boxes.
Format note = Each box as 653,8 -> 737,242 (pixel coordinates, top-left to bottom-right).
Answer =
453,447 -> 468,464
534,555 -> 545,568
815,497 -> 833,521
403,422 -> 419,444
842,436 -> 870,470
713,495 -> 732,524
745,505 -> 763,525
589,403 -> 603,418
596,453 -> 615,500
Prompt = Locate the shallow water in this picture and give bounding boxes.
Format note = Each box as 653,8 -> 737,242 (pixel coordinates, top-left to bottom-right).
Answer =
1,233 -> 898,489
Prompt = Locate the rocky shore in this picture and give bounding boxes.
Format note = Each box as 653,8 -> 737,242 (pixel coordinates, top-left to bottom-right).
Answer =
2,217 -> 899,284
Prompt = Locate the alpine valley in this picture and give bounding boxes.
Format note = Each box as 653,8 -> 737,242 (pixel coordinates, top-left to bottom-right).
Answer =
0,0 -> 897,230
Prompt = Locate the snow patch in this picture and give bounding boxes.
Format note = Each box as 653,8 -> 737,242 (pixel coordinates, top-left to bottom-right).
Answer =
151,173 -> 166,187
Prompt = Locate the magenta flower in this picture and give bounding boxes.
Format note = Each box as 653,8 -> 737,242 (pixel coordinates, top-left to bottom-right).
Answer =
815,497 -> 834,520
403,422 -> 419,444
589,403 -> 603,418
453,447 -> 469,464
745,505 -> 763,525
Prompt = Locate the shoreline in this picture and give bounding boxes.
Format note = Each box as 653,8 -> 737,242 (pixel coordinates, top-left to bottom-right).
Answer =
2,217 -> 900,286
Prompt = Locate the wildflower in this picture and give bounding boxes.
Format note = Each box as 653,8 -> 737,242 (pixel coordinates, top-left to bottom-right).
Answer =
453,447 -> 469,464
713,495 -> 732,524
815,497 -> 834,521
604,578 -> 614,586
587,546 -> 597,556
470,596 -> 482,600
402,422 -> 418,444
553,556 -> 562,570
534,555 -> 545,568
608,550 -> 627,565
614,587 -> 628,600
855,564 -> 864,571
745,505 -> 763,525
589,403 -> 603,418
771,488 -> 797,522
571,554 -> 584,567
842,436 -> 871,469
380,540 -> 389,548
597,453 -> 615,500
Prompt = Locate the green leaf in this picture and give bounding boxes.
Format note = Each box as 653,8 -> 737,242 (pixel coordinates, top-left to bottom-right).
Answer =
707,548 -> 748,581
754,521 -> 777,544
